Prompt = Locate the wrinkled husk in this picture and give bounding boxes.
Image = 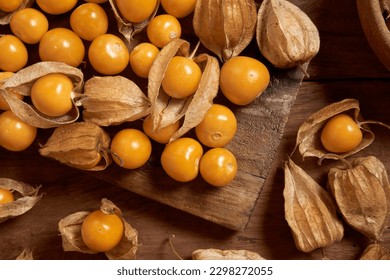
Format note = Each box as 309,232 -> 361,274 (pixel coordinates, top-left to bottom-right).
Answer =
294,99 -> 374,161
359,243 -> 390,260
193,0 -> 257,62
0,0 -> 34,25
0,61 -> 83,128
39,122 -> 112,171
192,249 -> 266,260
328,156 -> 390,241
0,178 -> 42,223
109,0 -> 160,45
148,38 -> 220,141
58,198 -> 138,260
80,76 -> 151,126
256,0 -> 320,69
16,248 -> 34,260
283,158 -> 344,253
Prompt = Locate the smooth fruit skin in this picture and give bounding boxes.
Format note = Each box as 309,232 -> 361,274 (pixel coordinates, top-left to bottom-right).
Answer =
0,0 -> 23,12
0,187 -> 14,204
129,42 -> 159,78
30,73 -> 74,117
199,148 -> 237,187
111,128 -> 152,169
0,110 -> 37,152
116,0 -> 158,23
0,72 -> 24,111
161,56 -> 202,98
70,3 -> 108,41
142,116 -> 180,144
195,104 -> 237,148
88,34 -> 130,75
161,137 -> 203,182
81,210 -> 124,252
36,0 -> 78,15
320,113 -> 363,153
220,56 -> 270,105
0,35 -> 28,72
147,14 -> 182,48
39,28 -> 85,68
161,0 -> 197,18
10,8 -> 49,44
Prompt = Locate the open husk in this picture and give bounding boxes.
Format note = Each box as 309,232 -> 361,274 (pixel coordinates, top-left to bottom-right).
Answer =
192,249 -> 266,260
283,158 -> 344,253
0,61 -> 83,128
193,0 -> 257,62
360,243 -> 390,260
0,178 -> 42,223
80,76 -> 151,126
0,0 -> 34,25
148,38 -> 220,141
293,99 -> 374,161
58,198 -> 138,260
39,122 -> 112,171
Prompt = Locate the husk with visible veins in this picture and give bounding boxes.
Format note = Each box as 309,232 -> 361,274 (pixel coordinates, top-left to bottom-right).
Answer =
192,249 -> 266,260
39,122 -> 112,171
256,0 -> 320,69
108,0 -> 160,45
283,158 -> 344,253
58,198 -> 138,260
0,0 -> 34,25
293,98 -> 374,161
148,38 -> 220,141
360,243 -> 390,260
0,178 -> 42,224
80,76 -> 150,126
328,156 -> 390,241
0,61 -> 83,128
193,0 -> 257,62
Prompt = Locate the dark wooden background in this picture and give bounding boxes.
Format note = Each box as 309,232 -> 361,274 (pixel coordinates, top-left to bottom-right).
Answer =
1,0 -> 390,260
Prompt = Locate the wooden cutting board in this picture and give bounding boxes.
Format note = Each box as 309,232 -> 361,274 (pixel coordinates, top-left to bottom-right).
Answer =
92,65 -> 306,231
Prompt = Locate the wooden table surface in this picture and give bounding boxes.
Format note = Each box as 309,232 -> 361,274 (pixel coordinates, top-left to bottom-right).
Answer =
1,0 -> 390,260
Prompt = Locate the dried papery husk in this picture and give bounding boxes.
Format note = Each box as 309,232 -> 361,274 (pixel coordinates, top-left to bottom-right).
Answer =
193,0 -> 257,62
80,76 -> 151,126
108,0 -> 160,45
16,248 -> 34,260
0,61 -> 83,129
256,0 -> 320,69
359,243 -> 390,260
283,158 -> 344,253
0,178 -> 42,224
0,0 -> 34,25
327,156 -> 390,241
293,98 -> 374,161
58,198 -> 138,260
148,38 -> 220,141
39,122 -> 112,171
192,249 -> 266,260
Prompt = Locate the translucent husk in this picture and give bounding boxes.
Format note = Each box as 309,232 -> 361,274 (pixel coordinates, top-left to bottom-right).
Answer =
39,122 -> 112,171
58,198 -> 138,260
148,38 -> 220,141
192,249 -> 266,260
0,61 -> 84,128
0,0 -> 34,25
283,158 -> 344,253
256,0 -> 320,69
327,156 -> 390,241
193,0 -> 257,62
0,178 -> 42,224
79,76 -> 151,126
360,243 -> 390,260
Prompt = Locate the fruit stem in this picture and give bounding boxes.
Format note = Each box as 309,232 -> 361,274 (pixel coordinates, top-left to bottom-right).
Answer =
359,120 -> 390,131
169,234 -> 184,260
189,41 -> 201,60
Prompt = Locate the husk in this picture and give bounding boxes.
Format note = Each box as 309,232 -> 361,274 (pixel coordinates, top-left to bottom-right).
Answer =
148,38 -> 220,141
0,178 -> 42,223
39,122 -> 112,171
193,0 -> 257,62
16,248 -> 34,260
256,0 -> 320,69
327,156 -> 390,241
359,243 -> 390,260
58,198 -> 138,260
192,249 -> 266,260
0,61 -> 83,128
283,158 -> 344,253
293,98 -> 374,160
80,76 -> 151,126
108,0 -> 160,45
0,0 -> 34,25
